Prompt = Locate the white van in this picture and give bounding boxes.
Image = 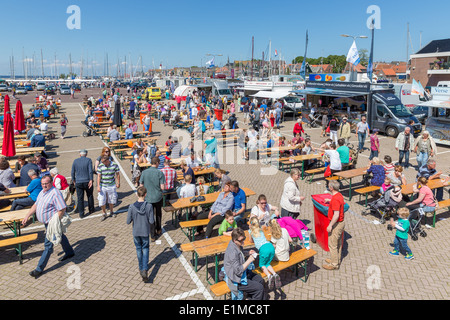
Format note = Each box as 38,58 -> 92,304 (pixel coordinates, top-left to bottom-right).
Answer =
437,81 -> 450,87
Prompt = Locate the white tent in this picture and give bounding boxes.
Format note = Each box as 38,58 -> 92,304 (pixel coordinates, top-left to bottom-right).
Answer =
250,90 -> 291,100
174,85 -> 196,97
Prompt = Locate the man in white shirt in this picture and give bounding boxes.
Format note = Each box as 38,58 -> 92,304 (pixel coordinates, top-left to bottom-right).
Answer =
186,151 -> 202,168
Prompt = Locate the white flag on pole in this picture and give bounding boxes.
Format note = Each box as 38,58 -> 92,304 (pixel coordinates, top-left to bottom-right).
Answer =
346,41 -> 361,66
205,57 -> 215,68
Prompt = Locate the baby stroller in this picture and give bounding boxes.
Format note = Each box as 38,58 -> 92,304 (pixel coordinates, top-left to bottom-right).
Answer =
81,120 -> 97,137
363,186 -> 401,224
347,143 -> 358,169
408,207 -> 428,241
306,113 -> 321,128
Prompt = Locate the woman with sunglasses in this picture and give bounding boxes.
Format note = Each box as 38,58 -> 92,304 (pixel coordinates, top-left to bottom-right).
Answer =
95,147 -> 114,173
223,228 -> 265,300
250,194 -> 280,226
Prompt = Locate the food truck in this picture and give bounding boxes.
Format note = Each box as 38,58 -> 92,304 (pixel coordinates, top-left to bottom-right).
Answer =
293,81 -> 422,137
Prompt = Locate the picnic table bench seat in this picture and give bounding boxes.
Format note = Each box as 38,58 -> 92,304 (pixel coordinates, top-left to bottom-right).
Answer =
355,186 -> 382,206
211,248 -> 317,299
0,233 -> 38,264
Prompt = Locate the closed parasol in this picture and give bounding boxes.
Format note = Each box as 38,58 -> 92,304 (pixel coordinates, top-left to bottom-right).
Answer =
2,94 -> 16,157
15,99 -> 26,132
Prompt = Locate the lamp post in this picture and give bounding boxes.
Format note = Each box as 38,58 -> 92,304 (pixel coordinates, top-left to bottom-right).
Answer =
341,34 -> 367,81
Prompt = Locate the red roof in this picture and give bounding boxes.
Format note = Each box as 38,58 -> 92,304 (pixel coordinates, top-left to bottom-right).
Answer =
381,68 -> 397,76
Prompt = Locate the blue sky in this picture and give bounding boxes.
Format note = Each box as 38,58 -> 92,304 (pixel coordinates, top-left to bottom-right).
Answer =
2,0 -> 449,76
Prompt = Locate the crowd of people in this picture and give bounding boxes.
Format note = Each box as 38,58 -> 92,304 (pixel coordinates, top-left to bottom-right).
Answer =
5,84 -> 447,301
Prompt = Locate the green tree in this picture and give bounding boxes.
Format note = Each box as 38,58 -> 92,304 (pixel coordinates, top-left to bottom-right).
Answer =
358,49 -> 369,66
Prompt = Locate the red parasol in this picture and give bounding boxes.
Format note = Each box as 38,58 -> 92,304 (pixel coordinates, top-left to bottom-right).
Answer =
3,94 -> 10,114
14,99 -> 26,132
1,110 -> 16,157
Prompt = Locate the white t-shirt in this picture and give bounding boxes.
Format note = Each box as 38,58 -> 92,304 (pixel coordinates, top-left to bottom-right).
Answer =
180,183 -> 197,198
357,121 -> 369,133
40,122 -> 48,131
251,204 -> 272,226
271,228 -> 290,262
325,150 -> 342,171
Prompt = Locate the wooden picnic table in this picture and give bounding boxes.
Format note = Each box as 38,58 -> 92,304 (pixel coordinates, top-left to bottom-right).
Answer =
102,130 -> 150,142
401,178 -> 445,198
279,153 -> 323,178
190,227 -> 271,284
0,141 -> 31,149
172,187 -> 256,218
0,186 -> 28,201
108,137 -> 157,149
12,147 -> 45,157
333,167 -> 368,201
0,208 -> 30,237
175,167 -> 216,182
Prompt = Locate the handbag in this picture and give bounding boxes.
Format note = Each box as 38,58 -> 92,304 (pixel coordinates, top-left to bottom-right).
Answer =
324,165 -> 332,178
326,125 -> 330,133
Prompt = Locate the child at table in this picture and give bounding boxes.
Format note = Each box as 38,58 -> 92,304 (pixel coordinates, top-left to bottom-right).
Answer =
218,210 -> 237,236
180,174 -> 197,218
380,177 -> 392,193
269,218 -> 292,262
383,155 -> 395,176
248,216 -> 281,290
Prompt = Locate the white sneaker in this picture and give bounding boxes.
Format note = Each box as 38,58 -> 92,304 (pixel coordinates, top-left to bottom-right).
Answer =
425,224 -> 434,229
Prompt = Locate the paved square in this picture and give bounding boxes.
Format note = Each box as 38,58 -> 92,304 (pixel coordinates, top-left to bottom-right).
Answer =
1,92 -> 449,300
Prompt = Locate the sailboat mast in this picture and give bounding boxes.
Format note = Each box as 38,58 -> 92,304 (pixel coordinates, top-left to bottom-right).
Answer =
251,36 -> 254,81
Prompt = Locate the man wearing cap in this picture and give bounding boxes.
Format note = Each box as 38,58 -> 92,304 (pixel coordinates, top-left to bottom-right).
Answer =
71,149 -> 94,218
339,116 -> 351,145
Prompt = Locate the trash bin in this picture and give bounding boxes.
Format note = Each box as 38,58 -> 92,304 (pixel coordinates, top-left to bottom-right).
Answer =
214,108 -> 223,121
139,111 -> 147,125
311,194 -> 348,251
94,111 -> 104,122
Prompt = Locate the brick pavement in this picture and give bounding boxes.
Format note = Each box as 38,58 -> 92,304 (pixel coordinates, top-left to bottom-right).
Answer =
0,96 -> 449,300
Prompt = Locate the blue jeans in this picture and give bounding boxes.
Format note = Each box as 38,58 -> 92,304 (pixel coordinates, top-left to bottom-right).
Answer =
369,150 -> 378,160
134,236 -> 150,271
416,151 -> 428,168
398,150 -> 410,168
358,132 -> 366,151
36,224 -> 74,273
11,197 -> 35,211
393,235 -> 412,255
276,116 -> 281,128
233,209 -> 245,224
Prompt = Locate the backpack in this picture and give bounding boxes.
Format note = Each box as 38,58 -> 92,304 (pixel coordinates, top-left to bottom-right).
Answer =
148,145 -> 157,159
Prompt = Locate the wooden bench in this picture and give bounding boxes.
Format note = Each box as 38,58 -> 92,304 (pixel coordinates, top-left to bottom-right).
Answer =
355,186 -> 381,207
304,167 -> 326,184
434,199 -> 450,228
210,248 -> 317,299
0,233 -> 38,264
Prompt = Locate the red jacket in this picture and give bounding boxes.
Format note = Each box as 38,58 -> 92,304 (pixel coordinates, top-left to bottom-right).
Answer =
293,122 -> 304,135
53,174 -> 69,191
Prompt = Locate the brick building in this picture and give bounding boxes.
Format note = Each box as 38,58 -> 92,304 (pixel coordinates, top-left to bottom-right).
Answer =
409,38 -> 450,87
